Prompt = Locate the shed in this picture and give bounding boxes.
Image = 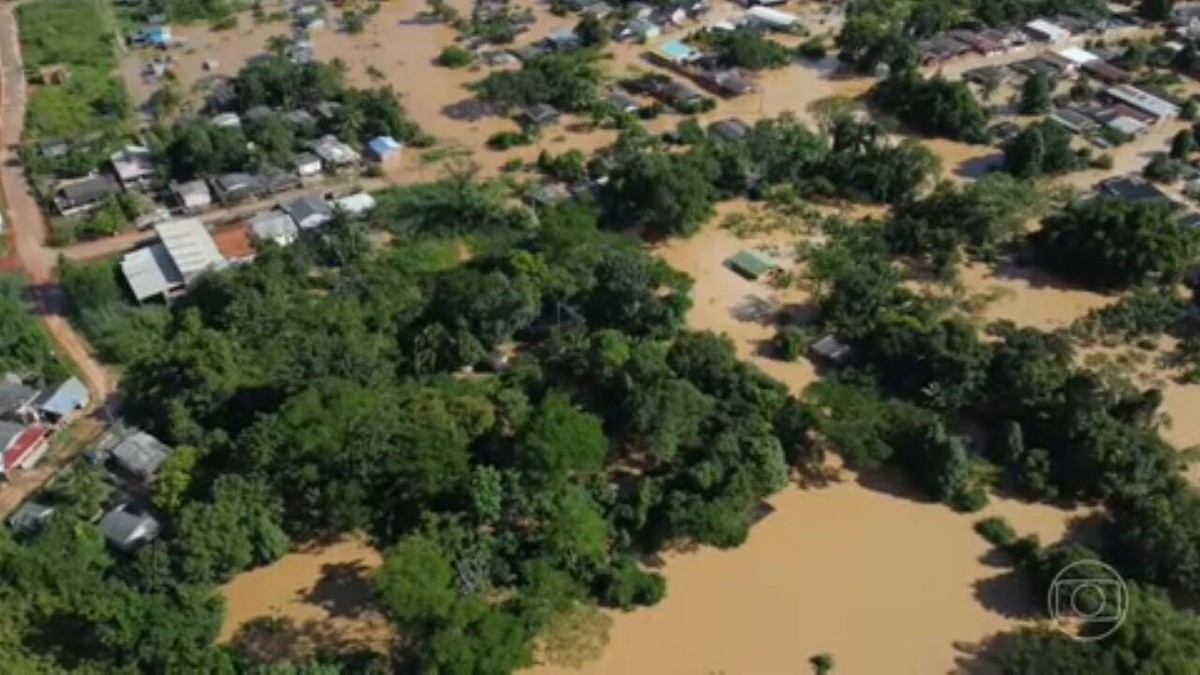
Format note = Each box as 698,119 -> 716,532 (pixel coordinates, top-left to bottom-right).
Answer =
282,194 -> 334,230
808,334 -> 852,367
726,249 -> 776,279
367,135 -> 402,162
520,103 -> 561,128
99,504 -> 161,552
32,377 -> 88,423
249,210 -> 300,247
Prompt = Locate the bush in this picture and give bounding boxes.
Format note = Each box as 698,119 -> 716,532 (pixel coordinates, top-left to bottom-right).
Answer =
436,45 -> 474,68
596,559 -> 667,610
774,326 -> 805,361
486,130 -> 531,150
975,516 -> 1017,548
210,14 -> 238,31
796,37 -> 827,60
949,485 -> 988,513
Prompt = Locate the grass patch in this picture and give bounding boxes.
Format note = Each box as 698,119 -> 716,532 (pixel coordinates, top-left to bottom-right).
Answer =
18,0 -> 130,139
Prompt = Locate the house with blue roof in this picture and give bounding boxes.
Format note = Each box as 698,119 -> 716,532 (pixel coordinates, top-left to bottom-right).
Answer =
650,40 -> 700,66
133,26 -> 172,48
33,377 -> 89,424
367,136 -> 402,162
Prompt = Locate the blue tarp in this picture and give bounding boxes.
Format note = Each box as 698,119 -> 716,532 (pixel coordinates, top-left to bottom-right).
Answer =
367,136 -> 401,159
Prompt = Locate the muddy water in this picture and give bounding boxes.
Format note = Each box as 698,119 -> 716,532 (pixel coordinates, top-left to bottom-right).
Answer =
528,468 -> 1086,675
218,538 -> 392,659
656,201 -> 820,393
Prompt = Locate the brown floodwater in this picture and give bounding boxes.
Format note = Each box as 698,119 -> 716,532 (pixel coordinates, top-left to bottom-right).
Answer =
218,537 -> 392,660
527,465 -> 1088,675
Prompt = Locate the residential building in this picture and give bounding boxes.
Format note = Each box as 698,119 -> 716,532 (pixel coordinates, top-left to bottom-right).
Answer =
282,194 -> 334,230
1048,108 -> 1096,134
109,146 -> 156,190
622,18 -> 661,42
53,175 -> 121,215
249,210 -> 300,247
1104,84 -> 1180,121
31,377 -> 88,424
697,68 -> 754,96
8,501 -> 55,533
520,103 -> 562,128
310,135 -> 361,170
210,172 -> 264,203
1024,19 -> 1071,43
171,179 -> 213,212
708,117 -> 752,142
726,249 -> 776,279
948,29 -> 1005,56
744,5 -> 798,31
333,192 -> 376,216
1082,59 -> 1130,84
1098,176 -> 1173,204
294,152 -> 323,177
367,135 -> 402,162
809,334 -> 853,367
105,429 -> 172,481
0,421 -> 51,481
604,91 -> 641,113
210,112 -> 242,128
99,504 -> 161,552
0,378 -> 38,421
212,225 -> 256,263
120,219 -> 227,303
651,40 -> 701,66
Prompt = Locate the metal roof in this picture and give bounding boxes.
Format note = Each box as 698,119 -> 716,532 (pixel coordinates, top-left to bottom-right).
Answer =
107,430 -> 171,479
1105,85 -> 1180,119
334,192 -> 376,216
282,195 -> 333,229
726,249 -> 776,279
99,504 -> 160,551
33,377 -> 88,418
120,243 -> 184,302
154,218 -> 227,281
0,381 -> 37,416
249,210 -> 299,242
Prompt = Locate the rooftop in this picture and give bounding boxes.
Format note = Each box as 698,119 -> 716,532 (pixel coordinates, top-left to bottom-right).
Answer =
211,225 -> 256,260
120,243 -> 184,302
105,430 -> 171,479
32,377 -> 88,418
155,218 -> 227,281
249,210 -> 299,242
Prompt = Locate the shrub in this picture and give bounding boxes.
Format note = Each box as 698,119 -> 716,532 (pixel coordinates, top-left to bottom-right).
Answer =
774,326 -> 806,361
975,516 -> 1017,548
796,37 -> 827,60
486,130 -> 531,150
436,45 -> 474,68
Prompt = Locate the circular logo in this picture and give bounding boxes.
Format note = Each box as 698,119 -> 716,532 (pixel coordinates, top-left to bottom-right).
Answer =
1046,559 -> 1128,642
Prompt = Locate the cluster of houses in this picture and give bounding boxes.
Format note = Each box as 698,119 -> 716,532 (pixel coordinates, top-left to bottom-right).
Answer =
9,425 -> 177,553
915,12 -> 1140,67
0,376 -> 89,483
50,128 -> 397,225
119,185 -> 376,303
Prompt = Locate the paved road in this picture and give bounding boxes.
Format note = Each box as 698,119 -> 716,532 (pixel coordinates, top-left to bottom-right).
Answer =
0,2 -> 117,513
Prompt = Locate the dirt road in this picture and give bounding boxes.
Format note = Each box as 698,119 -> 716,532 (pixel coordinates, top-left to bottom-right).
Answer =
0,2 -> 117,512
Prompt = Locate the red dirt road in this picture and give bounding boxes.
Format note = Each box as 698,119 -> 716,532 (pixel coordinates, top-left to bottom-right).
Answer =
0,2 -> 116,513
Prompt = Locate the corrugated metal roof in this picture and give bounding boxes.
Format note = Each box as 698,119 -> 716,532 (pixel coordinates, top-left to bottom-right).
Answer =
154,218 -> 227,281
33,377 -> 88,418
121,243 -> 184,302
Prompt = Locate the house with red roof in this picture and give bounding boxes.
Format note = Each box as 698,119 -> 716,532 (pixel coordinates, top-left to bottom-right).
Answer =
0,421 -> 51,480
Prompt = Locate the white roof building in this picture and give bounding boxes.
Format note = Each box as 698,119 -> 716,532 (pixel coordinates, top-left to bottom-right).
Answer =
310,135 -> 361,167
334,192 -> 376,216
155,218 -> 227,283
745,6 -> 798,30
110,145 -> 156,189
248,210 -> 299,247
1025,19 -> 1070,43
1105,85 -> 1180,121
1055,47 -> 1100,66
120,243 -> 184,303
